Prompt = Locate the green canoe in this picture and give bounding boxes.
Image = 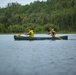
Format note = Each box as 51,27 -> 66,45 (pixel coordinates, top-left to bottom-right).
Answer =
14,35 -> 68,40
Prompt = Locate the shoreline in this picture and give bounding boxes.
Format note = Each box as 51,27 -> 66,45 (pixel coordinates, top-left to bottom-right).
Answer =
0,32 -> 76,35
0,31 -> 76,34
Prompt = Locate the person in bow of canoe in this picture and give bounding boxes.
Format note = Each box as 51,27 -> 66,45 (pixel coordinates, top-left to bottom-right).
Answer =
48,28 -> 56,37
25,28 -> 34,37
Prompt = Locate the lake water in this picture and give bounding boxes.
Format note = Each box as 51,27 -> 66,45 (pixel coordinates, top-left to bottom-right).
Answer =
0,34 -> 76,75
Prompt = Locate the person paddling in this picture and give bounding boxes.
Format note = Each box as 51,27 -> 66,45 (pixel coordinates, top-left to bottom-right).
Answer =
48,28 -> 56,37
25,28 -> 34,37
48,28 -> 62,40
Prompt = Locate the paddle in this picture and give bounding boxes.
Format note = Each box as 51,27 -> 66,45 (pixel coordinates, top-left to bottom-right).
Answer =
55,36 -> 62,40
17,33 -> 22,37
17,31 -> 30,37
48,34 -> 62,40
17,32 -> 27,37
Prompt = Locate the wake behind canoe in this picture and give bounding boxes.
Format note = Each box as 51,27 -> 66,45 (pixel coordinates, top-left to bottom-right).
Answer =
14,35 -> 68,40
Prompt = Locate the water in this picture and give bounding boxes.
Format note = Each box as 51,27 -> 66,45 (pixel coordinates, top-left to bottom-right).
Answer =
0,34 -> 76,75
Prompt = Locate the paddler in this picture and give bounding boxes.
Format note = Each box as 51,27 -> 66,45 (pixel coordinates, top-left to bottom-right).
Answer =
48,28 -> 56,37
48,27 -> 62,40
25,28 -> 34,37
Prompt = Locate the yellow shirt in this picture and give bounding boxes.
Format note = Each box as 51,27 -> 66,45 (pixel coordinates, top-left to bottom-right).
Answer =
29,30 -> 34,37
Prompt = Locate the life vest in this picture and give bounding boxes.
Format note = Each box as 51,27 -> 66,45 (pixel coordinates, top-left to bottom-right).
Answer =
29,30 -> 34,37
52,31 -> 55,35
50,29 -> 55,37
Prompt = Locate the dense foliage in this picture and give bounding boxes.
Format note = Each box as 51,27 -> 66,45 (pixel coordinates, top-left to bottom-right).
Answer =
0,0 -> 76,33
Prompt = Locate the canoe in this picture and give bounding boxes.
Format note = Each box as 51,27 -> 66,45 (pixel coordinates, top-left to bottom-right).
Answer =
14,35 -> 68,40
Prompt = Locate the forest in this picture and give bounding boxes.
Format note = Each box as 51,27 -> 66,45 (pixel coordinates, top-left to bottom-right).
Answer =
0,0 -> 76,33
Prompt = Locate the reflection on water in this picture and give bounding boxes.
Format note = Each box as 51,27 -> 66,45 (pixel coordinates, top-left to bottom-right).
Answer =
0,34 -> 76,75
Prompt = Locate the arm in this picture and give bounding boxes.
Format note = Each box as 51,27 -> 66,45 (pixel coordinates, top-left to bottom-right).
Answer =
26,32 -> 31,35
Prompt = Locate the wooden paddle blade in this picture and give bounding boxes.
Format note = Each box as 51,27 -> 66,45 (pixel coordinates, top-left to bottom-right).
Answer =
18,34 -> 21,37
55,36 -> 62,40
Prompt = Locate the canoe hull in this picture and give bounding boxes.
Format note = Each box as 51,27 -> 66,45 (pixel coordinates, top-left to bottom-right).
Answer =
14,35 -> 68,40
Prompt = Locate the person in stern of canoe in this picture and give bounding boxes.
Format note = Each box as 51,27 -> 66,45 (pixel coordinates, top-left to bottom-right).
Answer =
48,28 -> 56,37
48,27 -> 62,40
25,28 -> 34,37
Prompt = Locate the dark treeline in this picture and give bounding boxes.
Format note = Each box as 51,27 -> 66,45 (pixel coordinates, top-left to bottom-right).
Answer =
0,0 -> 76,33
